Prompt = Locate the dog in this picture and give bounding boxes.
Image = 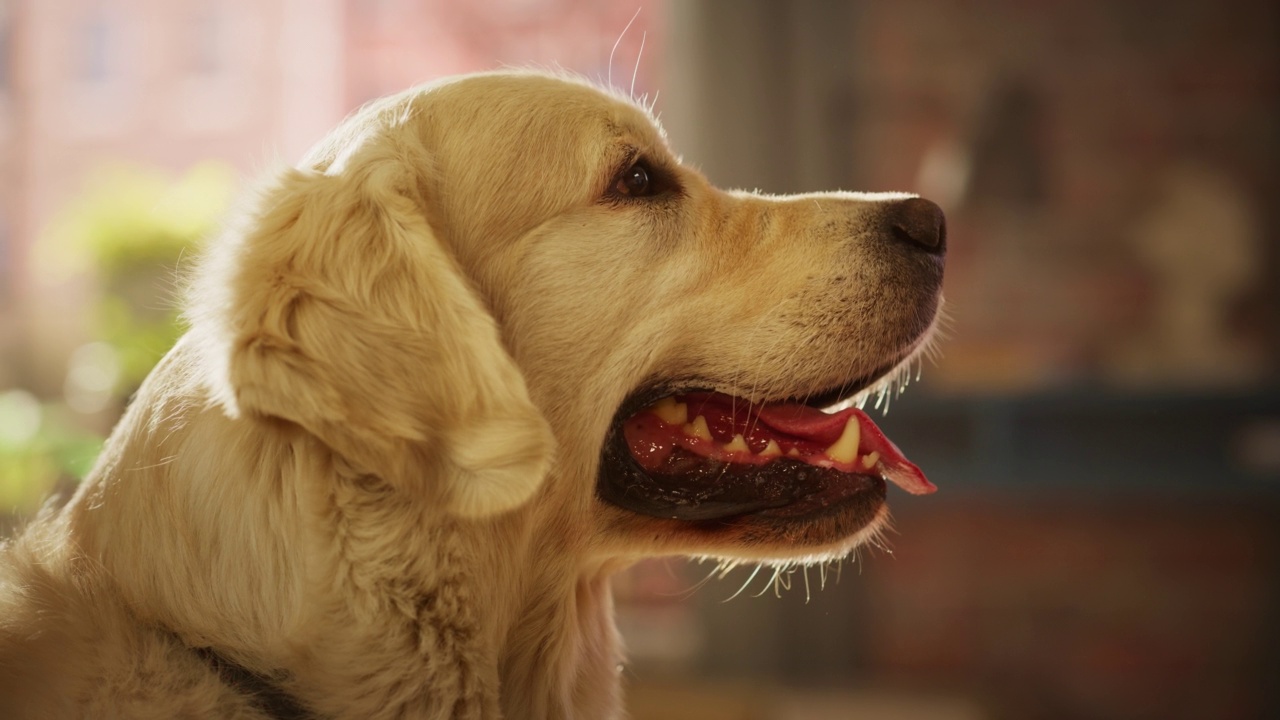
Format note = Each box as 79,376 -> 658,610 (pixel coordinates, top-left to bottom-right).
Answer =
0,70 -> 946,719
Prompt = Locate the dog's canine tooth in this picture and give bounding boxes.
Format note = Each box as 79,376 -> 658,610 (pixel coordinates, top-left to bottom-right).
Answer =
650,397 -> 688,426
860,451 -> 880,470
723,434 -> 750,453
682,415 -> 712,441
824,416 -> 861,464
759,439 -> 782,457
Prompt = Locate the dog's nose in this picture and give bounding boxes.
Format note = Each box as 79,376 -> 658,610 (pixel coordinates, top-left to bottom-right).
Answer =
884,197 -> 946,253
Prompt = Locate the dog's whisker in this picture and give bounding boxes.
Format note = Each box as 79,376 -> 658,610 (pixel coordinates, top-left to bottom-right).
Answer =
753,565 -> 783,598
680,562 -> 726,600
607,8 -> 642,92
630,30 -> 646,100
775,566 -> 794,598
723,563 -> 765,603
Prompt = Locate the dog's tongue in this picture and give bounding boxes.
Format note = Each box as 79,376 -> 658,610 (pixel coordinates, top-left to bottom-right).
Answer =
757,402 -> 933,495
669,393 -> 936,495
753,402 -> 857,444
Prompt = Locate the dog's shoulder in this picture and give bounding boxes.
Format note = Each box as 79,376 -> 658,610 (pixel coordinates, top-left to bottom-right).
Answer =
0,515 -> 270,719
0,343 -> 279,719
0,512 -> 87,714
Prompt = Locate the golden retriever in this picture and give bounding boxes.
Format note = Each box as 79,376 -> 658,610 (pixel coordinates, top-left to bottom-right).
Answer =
0,70 -> 946,719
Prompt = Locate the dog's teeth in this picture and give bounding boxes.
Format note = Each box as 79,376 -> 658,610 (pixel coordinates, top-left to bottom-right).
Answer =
787,447 -> 801,457
861,451 -> 880,469
759,439 -> 782,457
650,397 -> 688,426
683,415 -> 712,441
723,434 -> 750,453
825,416 -> 862,464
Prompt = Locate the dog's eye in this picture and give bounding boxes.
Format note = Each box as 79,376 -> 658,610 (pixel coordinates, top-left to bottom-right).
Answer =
609,158 -> 679,202
614,163 -> 655,198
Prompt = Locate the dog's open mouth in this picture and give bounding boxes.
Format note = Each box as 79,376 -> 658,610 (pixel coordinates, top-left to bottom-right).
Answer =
598,390 -> 934,522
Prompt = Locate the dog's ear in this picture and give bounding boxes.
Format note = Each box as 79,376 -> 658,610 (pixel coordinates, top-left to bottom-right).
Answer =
191,135 -> 553,518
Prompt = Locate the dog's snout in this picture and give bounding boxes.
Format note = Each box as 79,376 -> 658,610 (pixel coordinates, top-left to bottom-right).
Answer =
884,197 -> 946,253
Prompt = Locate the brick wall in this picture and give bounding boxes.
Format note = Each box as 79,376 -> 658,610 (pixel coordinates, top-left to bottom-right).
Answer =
864,498 -> 1279,720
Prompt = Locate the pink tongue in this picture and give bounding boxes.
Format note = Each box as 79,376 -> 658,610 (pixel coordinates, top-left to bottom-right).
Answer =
677,394 -> 936,495
755,403 -> 856,445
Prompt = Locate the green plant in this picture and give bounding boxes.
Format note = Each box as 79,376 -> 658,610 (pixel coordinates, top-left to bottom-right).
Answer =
42,161 -> 237,388
2,162 -> 237,515
0,391 -> 101,513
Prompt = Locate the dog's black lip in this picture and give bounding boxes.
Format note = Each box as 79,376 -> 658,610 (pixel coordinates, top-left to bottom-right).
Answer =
597,436 -> 887,522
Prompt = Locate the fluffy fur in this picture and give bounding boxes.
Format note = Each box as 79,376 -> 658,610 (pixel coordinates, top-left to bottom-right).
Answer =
0,71 -> 943,719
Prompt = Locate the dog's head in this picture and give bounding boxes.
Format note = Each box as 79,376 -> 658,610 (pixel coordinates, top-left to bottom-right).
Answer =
192,71 -> 945,562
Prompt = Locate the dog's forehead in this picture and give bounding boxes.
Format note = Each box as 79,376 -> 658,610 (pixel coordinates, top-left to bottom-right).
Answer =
301,71 -> 669,180
426,72 -> 667,158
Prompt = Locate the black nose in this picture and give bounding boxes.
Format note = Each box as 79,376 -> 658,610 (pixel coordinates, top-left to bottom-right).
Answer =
884,197 -> 946,253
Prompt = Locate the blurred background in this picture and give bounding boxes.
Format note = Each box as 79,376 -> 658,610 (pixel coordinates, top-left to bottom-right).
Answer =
0,1 -> 1277,718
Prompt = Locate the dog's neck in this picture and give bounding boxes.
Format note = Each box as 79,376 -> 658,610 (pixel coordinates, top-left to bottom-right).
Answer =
276,469 -> 628,719
495,559 -> 626,719
285,496 -> 625,719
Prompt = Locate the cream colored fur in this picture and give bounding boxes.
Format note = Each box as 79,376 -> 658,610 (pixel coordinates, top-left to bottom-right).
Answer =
0,71 -> 941,719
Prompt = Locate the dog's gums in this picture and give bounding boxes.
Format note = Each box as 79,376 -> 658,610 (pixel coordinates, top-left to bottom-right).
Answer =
599,391 -> 934,521
629,394 -> 932,490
